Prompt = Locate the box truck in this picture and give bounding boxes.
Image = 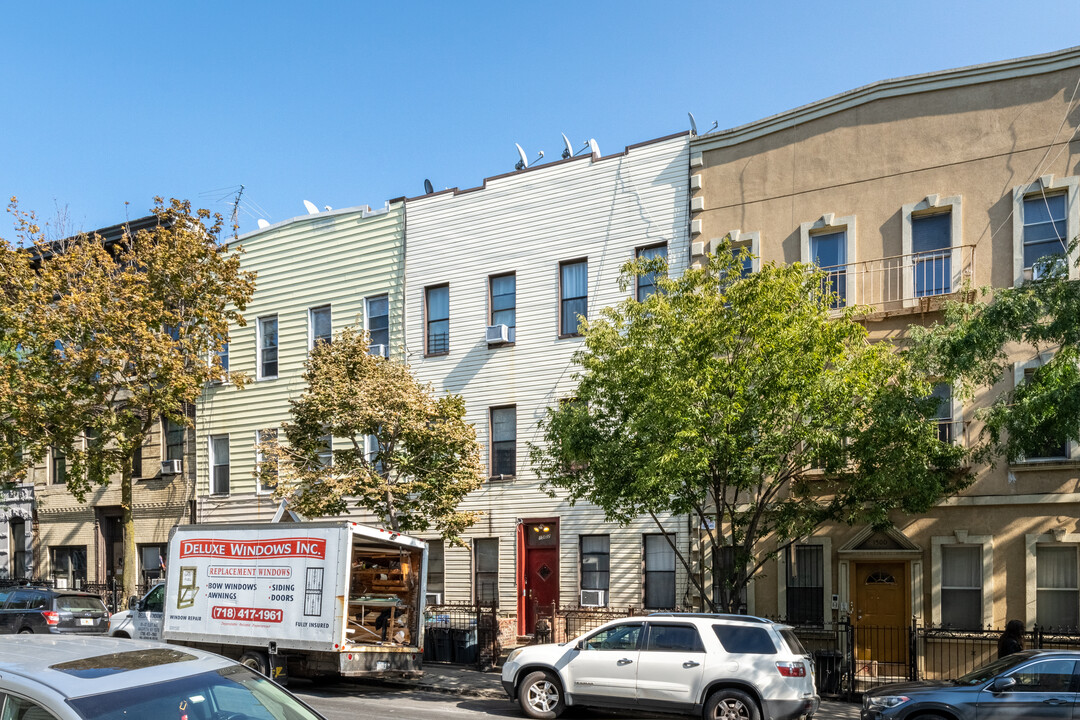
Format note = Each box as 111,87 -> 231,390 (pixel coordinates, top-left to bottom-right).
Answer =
153,521 -> 427,681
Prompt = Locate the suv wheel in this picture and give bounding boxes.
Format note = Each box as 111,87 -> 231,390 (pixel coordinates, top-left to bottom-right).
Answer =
17,629 -> 33,635
518,670 -> 564,719
704,688 -> 759,720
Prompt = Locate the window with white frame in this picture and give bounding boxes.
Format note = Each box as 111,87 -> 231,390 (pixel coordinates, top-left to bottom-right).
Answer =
811,231 -> 847,308
255,428 -> 278,494
309,305 -> 332,348
716,231 -> 760,278
489,273 -> 516,343
209,435 -> 230,495
490,406 -> 516,478
51,446 -> 66,485
1022,367 -> 1068,460
931,383 -> 954,443
163,417 -> 185,462
1037,544 -> 1079,629
785,544 -> 824,625
580,535 -> 610,595
257,316 -> 278,379
1013,176 -> 1079,285
425,285 -> 449,355
912,212 -> 953,297
427,539 -> 444,598
636,244 -> 667,301
644,534 -> 676,609
365,433 -> 383,475
9,518 -> 26,578
366,294 -> 389,356
559,259 -> 588,336
316,433 -> 333,468
940,545 -> 982,629
214,339 -> 229,377
474,538 -> 498,604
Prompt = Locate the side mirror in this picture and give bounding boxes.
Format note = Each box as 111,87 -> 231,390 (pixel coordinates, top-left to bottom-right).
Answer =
128,596 -> 138,610
992,676 -> 1017,693
574,640 -> 584,651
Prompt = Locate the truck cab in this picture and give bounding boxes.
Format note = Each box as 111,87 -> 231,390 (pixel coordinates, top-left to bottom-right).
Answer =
108,583 -> 164,640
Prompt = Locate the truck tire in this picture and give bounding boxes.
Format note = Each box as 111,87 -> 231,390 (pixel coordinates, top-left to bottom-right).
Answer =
518,670 -> 564,719
112,631 -> 130,639
239,651 -> 270,677
703,688 -> 760,720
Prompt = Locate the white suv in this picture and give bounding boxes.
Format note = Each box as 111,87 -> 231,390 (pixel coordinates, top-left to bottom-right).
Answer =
501,613 -> 819,720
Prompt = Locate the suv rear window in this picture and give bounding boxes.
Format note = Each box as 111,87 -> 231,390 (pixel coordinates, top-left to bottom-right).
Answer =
712,624 -> 777,654
778,628 -> 808,656
56,596 -> 108,612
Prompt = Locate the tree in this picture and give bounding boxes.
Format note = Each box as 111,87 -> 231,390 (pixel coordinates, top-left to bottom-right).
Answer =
531,244 -> 970,612
0,198 -> 255,598
911,247 -> 1080,463
264,327 -> 484,544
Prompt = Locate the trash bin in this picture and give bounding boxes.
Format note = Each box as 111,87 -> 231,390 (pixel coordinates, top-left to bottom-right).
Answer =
814,649 -> 843,696
451,627 -> 477,664
424,626 -> 453,663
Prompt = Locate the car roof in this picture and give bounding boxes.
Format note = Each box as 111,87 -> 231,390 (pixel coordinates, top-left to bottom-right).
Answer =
648,612 -> 774,625
0,636 -> 234,698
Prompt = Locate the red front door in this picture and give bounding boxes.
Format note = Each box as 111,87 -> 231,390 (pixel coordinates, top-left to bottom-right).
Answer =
521,520 -> 559,634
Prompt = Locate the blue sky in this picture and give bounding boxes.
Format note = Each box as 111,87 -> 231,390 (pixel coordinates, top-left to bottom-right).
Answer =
4,1 -> 1080,237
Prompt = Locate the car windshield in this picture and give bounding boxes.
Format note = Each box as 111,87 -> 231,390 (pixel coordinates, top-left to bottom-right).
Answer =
955,653 -> 1032,686
66,665 -> 323,720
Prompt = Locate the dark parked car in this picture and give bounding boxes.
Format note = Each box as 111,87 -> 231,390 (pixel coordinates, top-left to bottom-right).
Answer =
862,649 -> 1080,720
0,586 -> 110,635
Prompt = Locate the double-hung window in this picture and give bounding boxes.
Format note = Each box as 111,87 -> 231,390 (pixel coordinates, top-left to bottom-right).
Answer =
644,534 -> 676,609
490,273 -> 516,342
475,538 -> 499,604
164,418 -> 185,462
425,285 -> 449,355
427,539 -> 445,599
559,260 -> 588,336
210,435 -> 230,495
941,545 -> 982,629
811,231 -> 847,308
490,406 -> 516,478
316,433 -> 333,468
1037,545 -> 1079,629
255,428 -> 278,494
636,244 -> 667,301
912,212 -> 952,296
715,546 -> 748,614
366,295 -> 389,356
1023,193 -> 1068,278
258,316 -> 278,379
310,306 -> 332,347
9,518 -> 26,578
580,535 -> 610,596
931,383 -> 954,443
51,447 -> 66,485
785,544 -> 824,625
1022,368 -> 1068,459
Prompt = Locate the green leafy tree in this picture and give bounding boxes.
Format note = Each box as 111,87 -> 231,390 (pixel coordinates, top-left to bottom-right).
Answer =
912,247 -> 1080,463
265,327 -> 484,544
0,198 -> 255,598
531,244 -> 970,612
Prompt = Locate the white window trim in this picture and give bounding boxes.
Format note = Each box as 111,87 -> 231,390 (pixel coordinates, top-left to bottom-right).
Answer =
930,531 -> 993,628
1012,174 -> 1080,287
800,214 -> 857,306
1013,355 -> 1074,462
902,194 -> 963,308
307,305 -> 332,350
254,428 -> 277,496
711,230 -> 761,273
776,536 -> 833,627
933,382 -> 964,446
256,315 -> 278,381
208,434 -> 230,497
1025,531 -> 1080,629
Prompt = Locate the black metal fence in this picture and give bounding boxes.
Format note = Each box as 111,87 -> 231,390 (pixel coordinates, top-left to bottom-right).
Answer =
0,577 -> 155,614
423,601 -> 500,671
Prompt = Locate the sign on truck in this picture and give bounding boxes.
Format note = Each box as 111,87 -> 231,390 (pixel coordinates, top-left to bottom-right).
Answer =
159,520 -> 427,680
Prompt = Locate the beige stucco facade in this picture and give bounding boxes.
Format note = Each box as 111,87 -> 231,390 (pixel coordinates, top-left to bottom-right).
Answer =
691,46 -> 1080,631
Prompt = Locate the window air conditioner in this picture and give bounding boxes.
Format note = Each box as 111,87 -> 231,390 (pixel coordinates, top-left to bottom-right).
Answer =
580,589 -> 606,607
425,592 -> 442,605
486,324 -> 510,345
369,344 -> 388,358
160,459 -> 182,476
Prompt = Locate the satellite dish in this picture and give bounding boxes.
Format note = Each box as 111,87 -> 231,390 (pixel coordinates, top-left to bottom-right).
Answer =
688,112 -> 698,136
515,143 -> 529,170
302,200 -> 319,215
561,133 -> 573,159
588,138 -> 600,157
257,219 -> 270,229
424,179 -> 434,194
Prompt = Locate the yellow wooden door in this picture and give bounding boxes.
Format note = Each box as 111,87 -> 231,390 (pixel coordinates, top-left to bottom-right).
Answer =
852,562 -> 909,678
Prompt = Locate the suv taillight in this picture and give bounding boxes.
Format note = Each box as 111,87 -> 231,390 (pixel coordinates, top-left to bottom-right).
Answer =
41,611 -> 59,625
776,661 -> 806,677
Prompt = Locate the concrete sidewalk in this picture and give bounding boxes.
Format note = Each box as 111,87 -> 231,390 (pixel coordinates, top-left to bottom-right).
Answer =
368,663 -> 861,718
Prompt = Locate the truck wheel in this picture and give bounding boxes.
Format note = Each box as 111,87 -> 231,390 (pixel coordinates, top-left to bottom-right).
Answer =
112,631 -> 130,639
239,651 -> 270,676
703,688 -> 760,720
518,670 -> 564,719
17,629 -> 33,635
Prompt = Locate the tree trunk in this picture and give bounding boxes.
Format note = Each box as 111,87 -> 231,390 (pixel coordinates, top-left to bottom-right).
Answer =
120,467 -> 138,603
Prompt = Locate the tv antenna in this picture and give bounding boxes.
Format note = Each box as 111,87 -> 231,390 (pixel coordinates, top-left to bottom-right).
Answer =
230,185 -> 244,229
514,143 -> 529,170
423,179 -> 434,195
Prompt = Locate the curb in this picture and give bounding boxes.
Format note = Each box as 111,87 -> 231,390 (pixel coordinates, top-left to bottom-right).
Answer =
351,675 -> 507,701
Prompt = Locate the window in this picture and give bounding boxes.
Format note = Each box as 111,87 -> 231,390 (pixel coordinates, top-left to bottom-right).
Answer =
1037,545 -> 1078,629
427,539 -> 445,598
932,383 -> 954,443
645,623 -> 704,652
51,546 -> 87,589
131,440 -> 143,479
10,518 -> 26,578
636,244 -> 667,301
1023,193 -> 1068,275
1022,367 -> 1068,459
490,406 -> 516,477
51,446 -> 66,485
209,435 -> 230,495
1013,176 -> 1078,285
425,285 -> 449,355
580,535 -> 610,594
811,230 -> 847,308
139,544 -> 166,584
255,428 -> 278,494
644,534 -> 676,609
912,212 -> 952,296
257,316 -> 278,379
215,340 -> 229,375
365,434 -> 383,475
559,260 -> 588,336
785,544 -> 824,625
712,624 -> 777,654
1010,659 -> 1077,692
163,417 -> 184,462
309,305 -> 332,347
941,545 -> 982,629
316,433 -> 333,468
366,294 -> 389,356
583,623 -> 643,651
489,273 -> 516,342
474,538 -> 498,604
715,546 -> 747,614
